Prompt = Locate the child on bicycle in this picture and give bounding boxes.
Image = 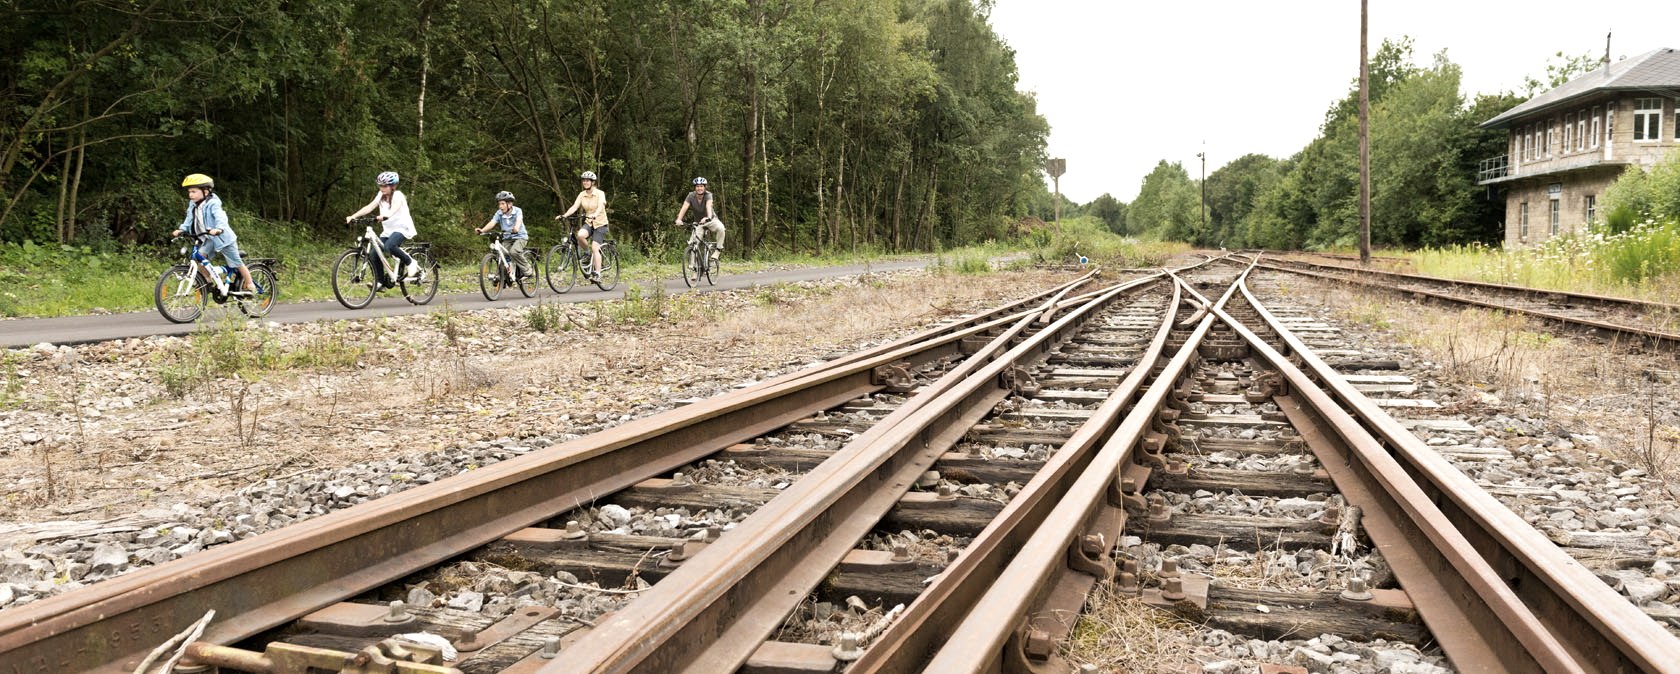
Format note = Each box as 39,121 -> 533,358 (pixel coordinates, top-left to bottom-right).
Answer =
674,176 -> 725,261
172,173 -> 255,295
557,170 -> 608,282
344,171 -> 419,286
476,191 -> 530,279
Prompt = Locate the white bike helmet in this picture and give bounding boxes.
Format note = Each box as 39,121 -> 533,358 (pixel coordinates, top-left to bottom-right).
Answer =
580,171 -> 597,181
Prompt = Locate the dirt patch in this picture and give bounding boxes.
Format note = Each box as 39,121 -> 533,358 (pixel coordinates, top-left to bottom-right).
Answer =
0,268 -> 1078,524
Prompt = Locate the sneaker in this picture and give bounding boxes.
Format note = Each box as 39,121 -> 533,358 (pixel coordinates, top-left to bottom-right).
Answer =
230,288 -> 255,296
403,262 -> 421,278
710,249 -> 721,262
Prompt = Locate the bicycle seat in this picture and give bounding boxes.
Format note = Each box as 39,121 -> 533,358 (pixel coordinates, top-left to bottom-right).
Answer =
246,258 -> 280,267
407,242 -> 434,251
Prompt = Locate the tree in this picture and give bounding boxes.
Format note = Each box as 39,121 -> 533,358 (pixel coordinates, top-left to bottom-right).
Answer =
1085,193 -> 1126,234
1127,160 -> 1199,240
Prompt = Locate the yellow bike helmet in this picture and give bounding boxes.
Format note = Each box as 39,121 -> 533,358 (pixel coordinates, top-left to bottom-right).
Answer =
181,173 -> 214,189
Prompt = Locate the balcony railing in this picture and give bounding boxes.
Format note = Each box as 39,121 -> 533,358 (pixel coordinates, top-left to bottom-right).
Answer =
1478,155 -> 1509,182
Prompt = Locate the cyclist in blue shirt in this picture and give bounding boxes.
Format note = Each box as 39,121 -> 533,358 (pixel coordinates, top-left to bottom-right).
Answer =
475,191 -> 530,279
171,173 -> 254,294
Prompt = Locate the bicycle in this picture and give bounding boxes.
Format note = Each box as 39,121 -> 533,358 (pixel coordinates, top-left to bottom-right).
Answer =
678,218 -> 721,287
331,217 -> 439,309
479,231 -> 540,301
545,214 -> 620,293
155,233 -> 279,324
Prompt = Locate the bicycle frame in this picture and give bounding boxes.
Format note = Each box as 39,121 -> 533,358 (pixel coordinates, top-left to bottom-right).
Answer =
359,226 -> 399,280
488,235 -> 515,276
178,238 -> 235,298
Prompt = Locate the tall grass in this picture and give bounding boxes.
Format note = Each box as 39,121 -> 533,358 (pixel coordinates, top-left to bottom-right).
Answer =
1402,220 -> 1680,302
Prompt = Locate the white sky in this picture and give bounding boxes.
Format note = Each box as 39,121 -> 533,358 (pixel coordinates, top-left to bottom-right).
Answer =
990,1 -> 1680,203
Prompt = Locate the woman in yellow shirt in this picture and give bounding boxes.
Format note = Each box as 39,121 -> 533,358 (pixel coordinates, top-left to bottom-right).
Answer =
557,170 -> 609,281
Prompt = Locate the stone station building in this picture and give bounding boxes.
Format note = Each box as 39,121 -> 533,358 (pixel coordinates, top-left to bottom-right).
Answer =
1479,48 -> 1680,247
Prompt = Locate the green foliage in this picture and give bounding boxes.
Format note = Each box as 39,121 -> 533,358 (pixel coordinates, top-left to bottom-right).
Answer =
1602,151 -> 1680,232
1126,161 -> 1200,241
1084,194 -> 1127,234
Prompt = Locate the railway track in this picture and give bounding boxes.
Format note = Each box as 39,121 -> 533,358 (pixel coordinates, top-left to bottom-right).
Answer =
0,262 -> 1190,673
1260,254 -> 1680,348
5,255 -> 1679,674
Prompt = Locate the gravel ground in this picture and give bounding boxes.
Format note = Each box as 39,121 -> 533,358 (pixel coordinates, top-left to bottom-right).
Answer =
1251,271 -> 1680,621
0,267 -> 1074,611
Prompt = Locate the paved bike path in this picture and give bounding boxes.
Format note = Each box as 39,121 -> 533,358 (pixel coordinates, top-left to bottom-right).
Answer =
0,258 -> 930,348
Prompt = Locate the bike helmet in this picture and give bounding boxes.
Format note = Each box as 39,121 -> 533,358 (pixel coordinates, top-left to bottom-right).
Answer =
580,171 -> 597,181
692,177 -> 708,186
495,190 -> 516,202
377,171 -> 400,186
181,173 -> 214,189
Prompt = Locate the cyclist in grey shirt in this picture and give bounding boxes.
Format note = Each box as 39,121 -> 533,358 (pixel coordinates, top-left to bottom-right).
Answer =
476,191 -> 530,279
674,177 -> 725,261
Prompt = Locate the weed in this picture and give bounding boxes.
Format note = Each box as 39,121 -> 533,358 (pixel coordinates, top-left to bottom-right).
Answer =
598,278 -> 669,325
433,302 -> 462,346
525,299 -> 568,333
755,283 -> 789,308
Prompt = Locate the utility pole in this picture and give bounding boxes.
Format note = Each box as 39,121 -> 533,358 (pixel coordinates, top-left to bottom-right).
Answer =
1358,0 -> 1372,265
1047,158 -> 1066,232
1197,148 -> 1206,236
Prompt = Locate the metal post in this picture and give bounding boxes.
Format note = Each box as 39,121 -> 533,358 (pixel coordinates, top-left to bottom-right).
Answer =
1047,158 -> 1067,232
1196,150 -> 1206,236
1358,0 -> 1371,265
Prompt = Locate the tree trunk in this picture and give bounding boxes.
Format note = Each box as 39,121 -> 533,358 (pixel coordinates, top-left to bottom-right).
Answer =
760,108 -> 771,250
55,135 -> 69,243
67,103 -> 88,242
740,68 -> 758,254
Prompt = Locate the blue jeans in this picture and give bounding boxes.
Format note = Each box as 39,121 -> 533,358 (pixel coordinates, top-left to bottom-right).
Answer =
374,232 -> 414,282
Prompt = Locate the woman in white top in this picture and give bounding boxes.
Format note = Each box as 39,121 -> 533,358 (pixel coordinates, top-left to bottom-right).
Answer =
345,171 -> 419,283
557,170 -> 609,281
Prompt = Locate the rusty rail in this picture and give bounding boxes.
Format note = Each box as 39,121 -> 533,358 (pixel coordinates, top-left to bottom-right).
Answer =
842,274 -> 1185,673
1237,278 -> 1680,674
544,275 -> 1179,673
0,271 -> 1111,674
1259,256 -> 1680,348
913,264 -> 1243,673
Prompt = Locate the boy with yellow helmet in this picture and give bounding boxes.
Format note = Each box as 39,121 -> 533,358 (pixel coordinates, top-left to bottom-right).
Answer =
172,173 -> 255,294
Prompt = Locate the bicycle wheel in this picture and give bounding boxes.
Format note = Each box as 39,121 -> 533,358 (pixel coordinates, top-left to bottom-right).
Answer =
546,244 -> 577,294
517,251 -> 540,298
704,248 -> 719,286
682,244 -> 701,288
154,265 -> 206,323
480,253 -> 504,301
403,251 -> 440,305
238,264 -> 279,318
332,249 -> 377,309
595,243 -> 620,291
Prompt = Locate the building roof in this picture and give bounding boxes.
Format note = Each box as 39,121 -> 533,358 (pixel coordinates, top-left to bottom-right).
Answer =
1482,48 -> 1680,128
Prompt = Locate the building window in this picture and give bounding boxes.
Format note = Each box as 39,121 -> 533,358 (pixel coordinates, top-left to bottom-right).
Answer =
1635,97 -> 1661,141
1586,195 -> 1597,225
1577,111 -> 1587,151
1523,127 -> 1532,160
1564,113 -> 1574,152
1520,202 -> 1529,239
1550,200 -> 1560,235
1591,106 -> 1601,148
1547,121 -> 1556,157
